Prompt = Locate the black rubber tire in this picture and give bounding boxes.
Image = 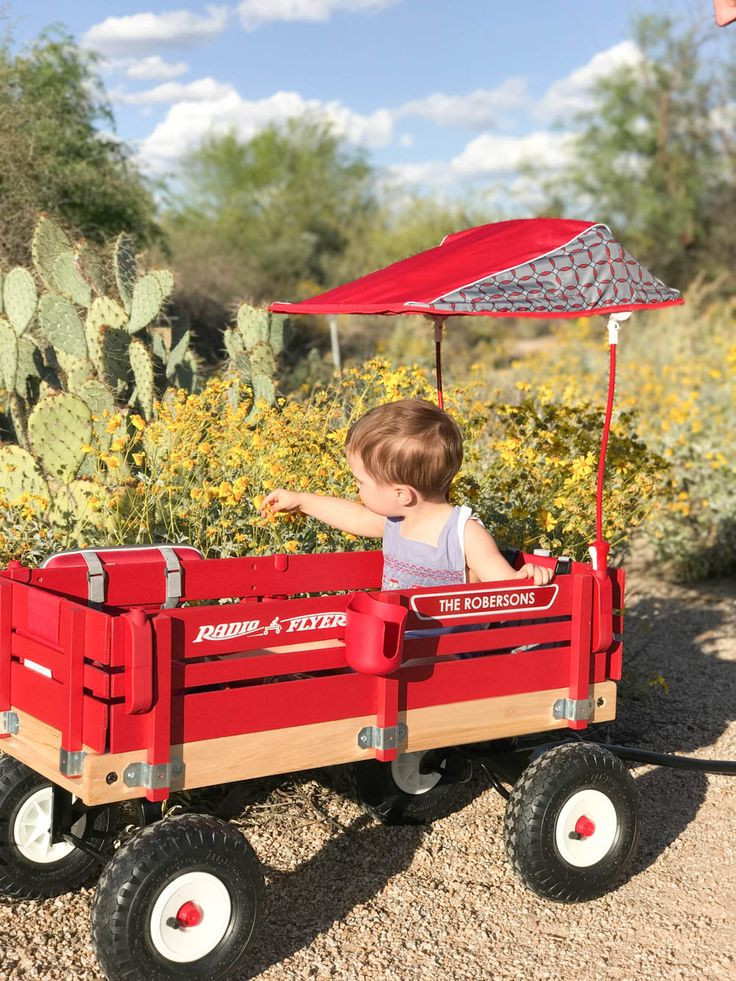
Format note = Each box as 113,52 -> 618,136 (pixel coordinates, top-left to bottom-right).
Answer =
346,750 -> 463,825
91,813 -> 264,981
504,742 -> 640,902
0,756 -> 118,899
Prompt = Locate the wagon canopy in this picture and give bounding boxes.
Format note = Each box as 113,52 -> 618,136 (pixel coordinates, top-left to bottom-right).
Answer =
269,218 -> 682,319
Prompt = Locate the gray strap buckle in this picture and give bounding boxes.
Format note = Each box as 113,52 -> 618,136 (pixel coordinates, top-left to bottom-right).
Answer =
81,552 -> 105,606
158,547 -> 182,609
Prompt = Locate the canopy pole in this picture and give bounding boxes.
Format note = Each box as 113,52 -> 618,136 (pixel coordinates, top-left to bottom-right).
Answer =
433,317 -> 446,410
589,311 -> 631,573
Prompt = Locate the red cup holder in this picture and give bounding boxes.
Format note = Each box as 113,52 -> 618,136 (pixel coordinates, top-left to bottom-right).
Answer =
345,592 -> 407,676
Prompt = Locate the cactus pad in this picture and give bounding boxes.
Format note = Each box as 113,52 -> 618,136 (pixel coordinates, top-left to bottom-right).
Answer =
101,326 -> 131,392
28,392 -> 93,483
113,233 -> 137,313
224,328 -> 250,380
76,241 -> 106,296
50,479 -> 107,532
129,339 -> 154,419
0,444 -> 50,504
51,251 -> 92,308
0,318 -> 18,390
236,303 -> 270,348
165,329 -> 190,379
128,274 -> 163,334
151,269 -> 174,303
3,267 -> 37,335
38,295 -> 88,359
56,350 -> 94,393
32,216 -> 74,292
15,336 -> 45,400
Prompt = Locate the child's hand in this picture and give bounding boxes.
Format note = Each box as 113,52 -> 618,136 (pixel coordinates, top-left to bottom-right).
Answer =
259,488 -> 303,514
514,563 -> 554,585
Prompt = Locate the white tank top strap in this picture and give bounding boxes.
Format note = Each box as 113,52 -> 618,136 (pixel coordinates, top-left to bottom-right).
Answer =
456,505 -> 484,569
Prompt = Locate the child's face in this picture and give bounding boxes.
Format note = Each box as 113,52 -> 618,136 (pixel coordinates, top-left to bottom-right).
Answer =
347,451 -> 407,516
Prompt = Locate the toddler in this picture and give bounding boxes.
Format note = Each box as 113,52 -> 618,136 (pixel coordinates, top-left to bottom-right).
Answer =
260,398 -> 552,589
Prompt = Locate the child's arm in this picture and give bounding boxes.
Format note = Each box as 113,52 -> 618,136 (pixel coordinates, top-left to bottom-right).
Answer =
464,521 -> 554,585
259,489 -> 385,538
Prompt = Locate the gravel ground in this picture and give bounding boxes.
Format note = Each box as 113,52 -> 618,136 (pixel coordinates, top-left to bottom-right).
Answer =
1,564 -> 734,980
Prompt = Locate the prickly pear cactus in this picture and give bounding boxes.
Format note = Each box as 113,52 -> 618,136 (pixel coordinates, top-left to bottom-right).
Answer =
28,392 -> 93,483
0,318 -> 18,390
129,339 -> 154,419
151,269 -> 174,304
56,350 -> 94,393
128,274 -> 163,334
32,216 -> 74,292
3,268 -> 37,335
101,326 -> 131,392
165,329 -> 190,379
228,303 -> 286,410
76,241 -> 105,296
38,295 -> 88,359
15,336 -> 44,400
113,233 -> 137,313
79,379 -> 116,452
50,479 -> 108,533
0,444 -> 50,503
50,251 -> 92,308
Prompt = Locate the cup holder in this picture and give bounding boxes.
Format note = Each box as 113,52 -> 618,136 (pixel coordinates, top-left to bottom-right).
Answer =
345,591 -> 407,676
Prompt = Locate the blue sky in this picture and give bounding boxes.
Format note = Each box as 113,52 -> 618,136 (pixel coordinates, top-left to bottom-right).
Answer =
6,0 -> 725,201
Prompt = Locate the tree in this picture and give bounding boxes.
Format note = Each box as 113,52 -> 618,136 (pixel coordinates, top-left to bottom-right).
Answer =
165,119 -> 376,308
535,15 -> 736,287
0,25 -> 160,267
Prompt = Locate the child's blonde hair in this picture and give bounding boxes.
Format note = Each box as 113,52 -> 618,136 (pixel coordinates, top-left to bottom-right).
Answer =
346,399 -> 463,501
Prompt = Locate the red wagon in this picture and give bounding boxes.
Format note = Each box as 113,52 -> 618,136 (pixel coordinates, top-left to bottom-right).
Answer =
0,219 -> 706,980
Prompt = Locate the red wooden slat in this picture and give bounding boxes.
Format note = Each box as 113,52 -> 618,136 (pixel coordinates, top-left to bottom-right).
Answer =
61,605 -> 86,764
146,615 -> 173,802
0,580 -> 13,719
172,645 -> 347,689
165,594 -> 350,657
568,573 -> 594,731
402,619 -> 572,660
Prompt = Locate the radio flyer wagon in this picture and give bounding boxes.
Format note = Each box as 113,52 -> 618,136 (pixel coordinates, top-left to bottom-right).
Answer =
1,219 -> 731,981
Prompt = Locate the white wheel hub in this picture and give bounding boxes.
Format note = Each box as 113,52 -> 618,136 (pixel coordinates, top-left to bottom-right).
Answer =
391,751 -> 442,795
13,787 -> 86,864
149,870 -> 232,963
555,788 -> 618,868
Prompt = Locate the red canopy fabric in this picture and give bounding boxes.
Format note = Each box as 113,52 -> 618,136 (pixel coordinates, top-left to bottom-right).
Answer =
269,218 -> 683,319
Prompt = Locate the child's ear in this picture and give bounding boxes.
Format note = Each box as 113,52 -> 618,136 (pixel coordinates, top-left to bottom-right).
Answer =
395,484 -> 416,506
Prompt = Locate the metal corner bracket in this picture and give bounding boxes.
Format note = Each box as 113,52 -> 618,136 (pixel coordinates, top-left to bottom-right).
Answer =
59,748 -> 87,777
357,723 -> 408,752
123,759 -> 185,791
0,711 -> 19,736
553,697 -> 594,722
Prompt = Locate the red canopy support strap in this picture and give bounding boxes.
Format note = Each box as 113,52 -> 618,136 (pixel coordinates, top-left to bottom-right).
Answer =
433,317 -> 445,410
590,312 -> 631,572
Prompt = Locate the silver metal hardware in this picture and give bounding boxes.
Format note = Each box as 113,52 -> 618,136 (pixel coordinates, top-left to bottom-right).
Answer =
123,759 -> 185,791
553,697 -> 595,722
59,748 -> 86,776
81,551 -> 105,606
357,723 -> 408,751
0,711 -> 19,735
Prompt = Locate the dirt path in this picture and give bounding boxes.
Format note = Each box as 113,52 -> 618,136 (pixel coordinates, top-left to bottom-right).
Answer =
1,566 -> 734,979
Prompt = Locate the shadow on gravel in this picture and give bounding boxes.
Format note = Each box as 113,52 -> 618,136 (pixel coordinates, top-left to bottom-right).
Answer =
242,816 -> 427,977
600,578 -> 735,871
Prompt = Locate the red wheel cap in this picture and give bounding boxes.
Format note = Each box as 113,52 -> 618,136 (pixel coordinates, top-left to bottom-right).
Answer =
574,815 -> 596,838
176,901 -> 204,928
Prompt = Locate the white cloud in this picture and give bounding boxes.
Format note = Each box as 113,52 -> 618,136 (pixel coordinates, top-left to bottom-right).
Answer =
396,79 -> 528,129
536,40 -> 643,120
238,0 -> 399,29
452,131 -> 573,177
119,78 -> 234,106
138,89 -> 394,170
126,56 -> 189,80
83,6 -> 229,56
